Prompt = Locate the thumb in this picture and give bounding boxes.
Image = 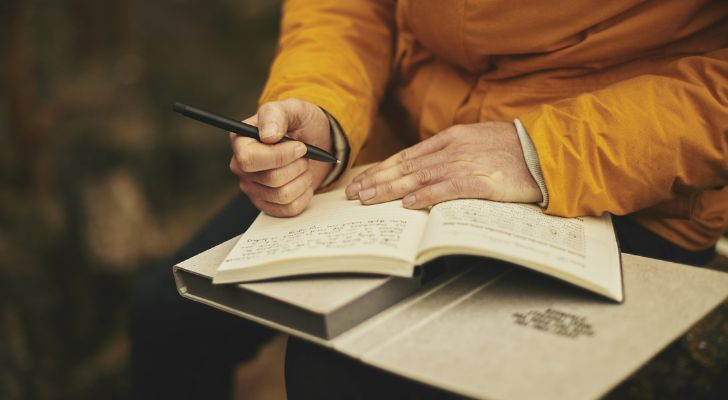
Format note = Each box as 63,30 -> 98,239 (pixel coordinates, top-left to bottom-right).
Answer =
256,100 -> 299,144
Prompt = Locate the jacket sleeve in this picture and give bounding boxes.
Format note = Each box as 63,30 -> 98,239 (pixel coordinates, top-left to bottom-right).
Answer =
518,49 -> 728,217
258,0 -> 396,168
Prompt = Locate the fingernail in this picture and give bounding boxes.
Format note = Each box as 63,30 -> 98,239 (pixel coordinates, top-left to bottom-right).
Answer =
260,122 -> 278,140
359,188 -> 376,201
295,144 -> 307,158
403,194 -> 416,207
346,183 -> 361,198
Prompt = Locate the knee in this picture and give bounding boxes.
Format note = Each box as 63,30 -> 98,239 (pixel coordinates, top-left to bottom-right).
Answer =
129,264 -> 176,346
285,337 -> 366,399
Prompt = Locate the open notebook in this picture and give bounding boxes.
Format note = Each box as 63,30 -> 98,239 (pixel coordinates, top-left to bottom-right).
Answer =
214,167 -> 623,301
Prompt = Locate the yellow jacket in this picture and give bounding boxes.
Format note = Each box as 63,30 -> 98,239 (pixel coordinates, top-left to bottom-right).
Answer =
259,0 -> 728,251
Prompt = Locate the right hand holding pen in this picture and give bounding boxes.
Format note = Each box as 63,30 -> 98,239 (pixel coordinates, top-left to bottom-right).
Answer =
229,99 -> 334,217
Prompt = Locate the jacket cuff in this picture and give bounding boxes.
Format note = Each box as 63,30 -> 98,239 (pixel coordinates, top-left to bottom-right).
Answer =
514,118 -> 549,207
319,109 -> 350,189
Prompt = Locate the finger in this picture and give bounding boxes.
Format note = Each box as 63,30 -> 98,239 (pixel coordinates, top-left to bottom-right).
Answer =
228,115 -> 259,144
251,187 -> 314,218
252,158 -> 309,188
257,100 -> 307,143
352,133 -> 451,183
346,150 -> 450,199
229,132 -> 258,149
402,176 -> 495,209
229,155 -> 243,176
242,171 -> 312,205
358,164 -> 452,205
232,139 -> 307,172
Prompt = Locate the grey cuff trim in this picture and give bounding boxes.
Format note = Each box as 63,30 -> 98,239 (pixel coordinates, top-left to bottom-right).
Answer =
319,109 -> 350,189
514,118 -> 549,207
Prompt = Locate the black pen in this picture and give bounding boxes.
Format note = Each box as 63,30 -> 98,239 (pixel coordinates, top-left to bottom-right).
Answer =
173,102 -> 339,164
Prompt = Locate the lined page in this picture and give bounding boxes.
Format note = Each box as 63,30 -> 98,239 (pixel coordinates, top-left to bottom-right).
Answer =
218,189 -> 429,275
418,199 -> 622,300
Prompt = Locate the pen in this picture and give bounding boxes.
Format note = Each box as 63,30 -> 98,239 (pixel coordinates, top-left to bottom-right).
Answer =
173,102 -> 339,164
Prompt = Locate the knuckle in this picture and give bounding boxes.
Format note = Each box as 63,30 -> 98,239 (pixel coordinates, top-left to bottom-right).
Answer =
277,186 -> 295,204
415,169 -> 432,185
434,162 -> 450,177
280,203 -> 298,217
290,196 -> 307,215
267,206 -> 289,218
266,169 -> 286,187
399,159 -> 416,175
281,98 -> 303,116
380,182 -> 394,195
397,149 -> 409,163
287,190 -> 311,216
257,200 -> 282,216
361,175 -> 376,188
258,101 -> 277,114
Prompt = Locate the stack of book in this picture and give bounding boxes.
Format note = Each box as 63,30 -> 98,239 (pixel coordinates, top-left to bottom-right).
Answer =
174,168 -> 728,399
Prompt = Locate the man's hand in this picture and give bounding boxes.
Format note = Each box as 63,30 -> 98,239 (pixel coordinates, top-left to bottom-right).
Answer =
229,98 -> 333,217
345,122 -> 542,208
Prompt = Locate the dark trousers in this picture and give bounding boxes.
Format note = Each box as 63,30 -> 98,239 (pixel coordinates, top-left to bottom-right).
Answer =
130,194 -> 715,399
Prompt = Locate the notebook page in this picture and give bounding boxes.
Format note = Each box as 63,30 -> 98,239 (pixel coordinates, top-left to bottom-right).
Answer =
418,199 -> 622,300
218,189 -> 429,274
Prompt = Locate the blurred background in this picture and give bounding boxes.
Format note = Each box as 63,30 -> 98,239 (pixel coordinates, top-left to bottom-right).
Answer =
1,1 -> 282,398
0,1 -> 726,399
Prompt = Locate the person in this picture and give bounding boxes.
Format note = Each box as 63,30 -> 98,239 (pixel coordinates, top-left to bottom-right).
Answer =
131,0 -> 728,398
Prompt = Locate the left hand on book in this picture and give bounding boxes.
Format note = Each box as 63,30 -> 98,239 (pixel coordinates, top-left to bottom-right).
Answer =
345,122 -> 542,209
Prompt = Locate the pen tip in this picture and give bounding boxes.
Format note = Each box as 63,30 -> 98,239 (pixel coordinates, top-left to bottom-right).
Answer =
173,102 -> 186,113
